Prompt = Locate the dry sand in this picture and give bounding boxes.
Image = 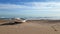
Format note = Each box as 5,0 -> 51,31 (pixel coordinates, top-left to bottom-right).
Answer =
0,20 -> 60,34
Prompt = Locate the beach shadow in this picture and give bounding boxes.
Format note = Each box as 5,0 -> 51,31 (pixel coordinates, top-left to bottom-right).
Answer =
51,25 -> 58,32
0,22 -> 22,26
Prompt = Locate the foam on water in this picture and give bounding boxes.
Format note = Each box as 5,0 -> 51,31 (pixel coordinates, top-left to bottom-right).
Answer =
0,17 -> 60,20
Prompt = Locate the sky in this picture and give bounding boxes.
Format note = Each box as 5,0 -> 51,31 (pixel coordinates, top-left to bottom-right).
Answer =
0,0 -> 60,18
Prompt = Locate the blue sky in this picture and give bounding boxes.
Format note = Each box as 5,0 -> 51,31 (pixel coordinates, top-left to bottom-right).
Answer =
0,0 -> 60,18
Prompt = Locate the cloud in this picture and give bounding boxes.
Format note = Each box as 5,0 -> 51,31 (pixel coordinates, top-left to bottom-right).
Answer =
0,4 -> 31,9
0,2 -> 60,11
24,2 -> 60,8
46,0 -> 60,2
24,2 -> 60,11
0,2 -> 60,17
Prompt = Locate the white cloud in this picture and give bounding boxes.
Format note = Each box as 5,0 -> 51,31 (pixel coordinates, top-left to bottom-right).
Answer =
0,4 -> 31,9
0,2 -> 60,12
24,2 -> 60,8
46,0 -> 60,2
0,2 -> 60,17
24,2 -> 60,11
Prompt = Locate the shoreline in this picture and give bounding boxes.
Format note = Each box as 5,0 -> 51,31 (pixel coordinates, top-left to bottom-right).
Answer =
0,18 -> 60,34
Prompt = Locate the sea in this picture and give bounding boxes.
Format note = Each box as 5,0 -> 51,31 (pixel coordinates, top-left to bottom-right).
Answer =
0,16 -> 60,20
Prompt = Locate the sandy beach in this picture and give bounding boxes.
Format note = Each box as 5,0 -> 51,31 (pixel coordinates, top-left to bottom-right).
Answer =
0,20 -> 60,34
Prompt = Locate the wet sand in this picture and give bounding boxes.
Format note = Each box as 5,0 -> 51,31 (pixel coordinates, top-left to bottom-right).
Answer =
0,20 -> 60,34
